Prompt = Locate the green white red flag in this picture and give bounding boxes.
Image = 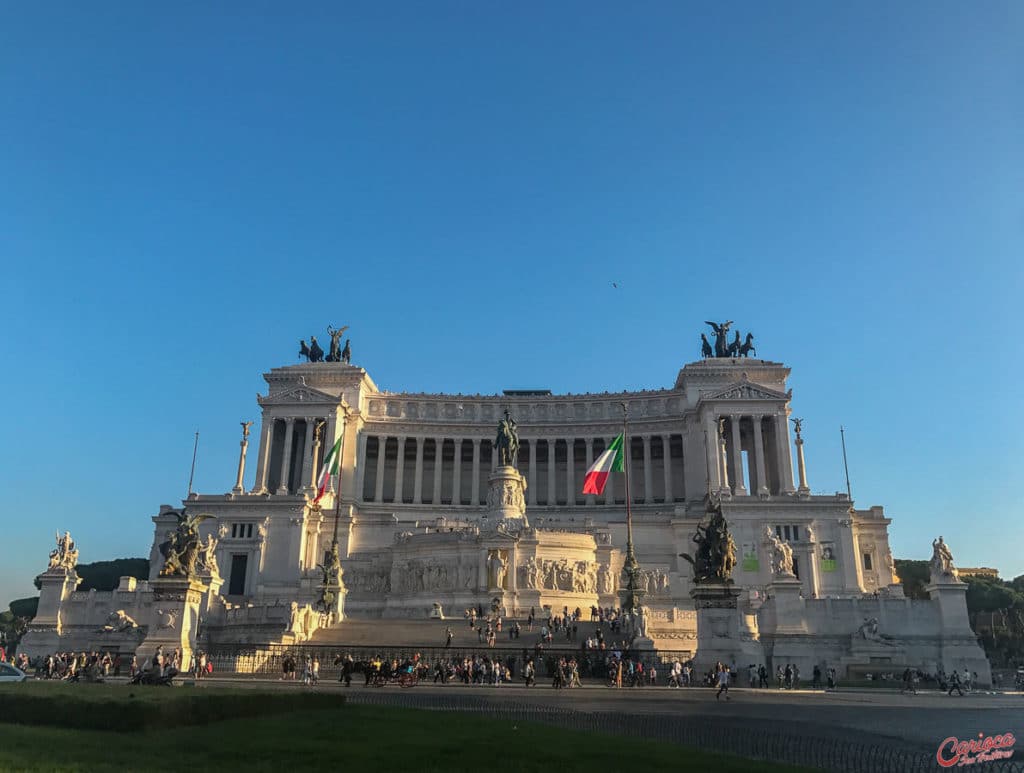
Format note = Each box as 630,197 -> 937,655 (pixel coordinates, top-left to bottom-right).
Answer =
314,436 -> 343,503
582,433 -> 624,495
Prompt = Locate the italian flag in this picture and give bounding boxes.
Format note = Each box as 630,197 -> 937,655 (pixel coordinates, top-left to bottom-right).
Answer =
582,433 -> 624,495
314,436 -> 343,503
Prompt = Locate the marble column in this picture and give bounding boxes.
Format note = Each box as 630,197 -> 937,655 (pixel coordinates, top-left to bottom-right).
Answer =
547,439 -> 557,505
566,437 -> 576,505
717,423 -> 730,493
233,424 -> 252,495
413,437 -> 425,504
252,419 -> 273,494
795,436 -> 810,494
584,438 -> 594,506
730,416 -> 747,496
394,437 -> 407,504
354,430 -> 367,501
452,439 -> 463,505
374,436 -> 387,502
642,435 -> 654,503
777,415 -> 797,494
703,416 -> 719,492
300,418 -> 315,492
471,439 -> 481,505
528,439 -> 538,506
309,423 -> 324,490
752,416 -> 769,496
432,437 -> 444,504
276,419 -> 296,495
661,434 -> 673,503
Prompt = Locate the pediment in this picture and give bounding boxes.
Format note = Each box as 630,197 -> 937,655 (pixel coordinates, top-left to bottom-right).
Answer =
258,385 -> 340,406
700,380 -> 790,403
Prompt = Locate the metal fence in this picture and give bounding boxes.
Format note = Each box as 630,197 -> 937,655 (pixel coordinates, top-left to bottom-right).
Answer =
343,691 -> 1024,773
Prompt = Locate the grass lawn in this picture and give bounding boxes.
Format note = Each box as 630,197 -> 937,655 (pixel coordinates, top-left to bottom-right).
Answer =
0,684 -> 813,772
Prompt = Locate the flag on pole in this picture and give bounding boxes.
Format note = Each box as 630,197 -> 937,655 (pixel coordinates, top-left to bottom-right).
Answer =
582,433 -> 624,495
314,436 -> 343,503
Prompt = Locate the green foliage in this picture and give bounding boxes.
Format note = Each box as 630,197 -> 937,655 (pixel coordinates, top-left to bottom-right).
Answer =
32,558 -> 149,593
894,559 -> 929,599
9,598 -> 38,620
964,575 -> 1024,615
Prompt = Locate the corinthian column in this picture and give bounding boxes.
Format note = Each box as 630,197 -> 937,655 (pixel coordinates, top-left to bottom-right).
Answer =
642,435 -> 654,504
413,437 -> 425,504
233,421 -> 253,495
394,437 -> 407,504
276,419 -> 296,495
251,419 -> 273,494
528,439 -> 538,506
752,416 -> 769,497
471,439 -> 481,505
730,416 -> 747,496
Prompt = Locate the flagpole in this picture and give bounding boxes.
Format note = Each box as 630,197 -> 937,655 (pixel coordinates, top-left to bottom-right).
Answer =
620,402 -> 642,616
187,431 -> 199,497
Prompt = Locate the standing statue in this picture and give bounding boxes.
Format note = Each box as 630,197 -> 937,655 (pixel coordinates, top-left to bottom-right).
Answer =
704,321 -> 734,358
494,410 -> 519,468
679,496 -> 737,583
487,550 -> 508,589
326,325 -> 349,362
308,336 -> 324,363
700,334 -> 713,359
48,531 -> 79,571
341,339 -> 351,364
791,417 -> 804,438
930,536 -> 960,582
157,510 -> 214,578
196,534 -> 220,576
762,525 -> 795,577
739,333 -> 756,358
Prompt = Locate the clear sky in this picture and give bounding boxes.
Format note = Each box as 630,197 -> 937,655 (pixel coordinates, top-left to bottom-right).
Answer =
1,3 -> 1021,605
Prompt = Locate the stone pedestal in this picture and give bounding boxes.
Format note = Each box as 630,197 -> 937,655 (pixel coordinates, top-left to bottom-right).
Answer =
136,577 -> 207,670
690,582 -> 764,672
323,581 -> 347,624
767,576 -> 806,634
485,466 -> 528,524
926,579 -> 992,686
19,568 -> 80,657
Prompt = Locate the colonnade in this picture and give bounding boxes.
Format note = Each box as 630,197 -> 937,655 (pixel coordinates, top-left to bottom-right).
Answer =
251,416 -> 334,495
707,413 -> 796,497
359,434 -> 686,507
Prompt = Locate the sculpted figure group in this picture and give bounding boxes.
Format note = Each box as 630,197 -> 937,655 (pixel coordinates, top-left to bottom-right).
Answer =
158,510 -> 213,579
762,525 -> 796,577
702,320 -> 756,359
299,325 -> 352,364
680,497 -> 737,584
930,536 -> 960,582
48,531 -> 79,571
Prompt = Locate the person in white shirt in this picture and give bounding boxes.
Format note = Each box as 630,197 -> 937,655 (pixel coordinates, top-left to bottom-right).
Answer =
716,666 -> 731,701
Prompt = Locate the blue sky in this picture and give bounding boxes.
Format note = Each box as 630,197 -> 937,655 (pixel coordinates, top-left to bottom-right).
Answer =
1,2 -> 1021,605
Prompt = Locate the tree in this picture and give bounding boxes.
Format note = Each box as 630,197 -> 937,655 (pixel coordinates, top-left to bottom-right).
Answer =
894,559 -> 929,600
33,558 -> 149,593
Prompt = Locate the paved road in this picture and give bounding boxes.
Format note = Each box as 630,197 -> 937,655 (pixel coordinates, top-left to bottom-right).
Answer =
204,677 -> 1023,755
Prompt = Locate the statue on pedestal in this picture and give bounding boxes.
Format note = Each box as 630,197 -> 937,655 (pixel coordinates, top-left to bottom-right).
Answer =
158,511 -> 213,579
494,410 -> 519,467
680,496 -> 737,584
47,531 -> 79,571
929,536 -> 960,583
486,550 -> 508,590
196,534 -> 220,576
762,525 -> 795,577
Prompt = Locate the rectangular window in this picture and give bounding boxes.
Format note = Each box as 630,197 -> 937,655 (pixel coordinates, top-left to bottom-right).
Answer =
246,523 -> 254,539
783,525 -> 791,541
231,524 -> 238,538
793,526 -> 801,542
862,553 -> 873,571
775,525 -> 782,539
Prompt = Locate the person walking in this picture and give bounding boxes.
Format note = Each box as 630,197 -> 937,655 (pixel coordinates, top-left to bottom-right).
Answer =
716,665 -> 731,701
444,627 -> 453,648
947,670 -> 964,696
